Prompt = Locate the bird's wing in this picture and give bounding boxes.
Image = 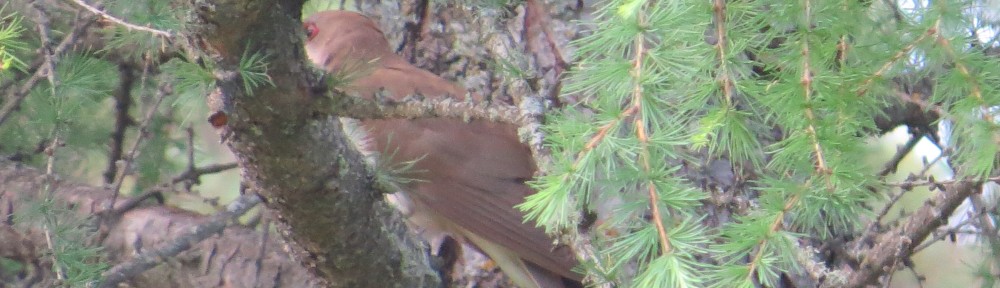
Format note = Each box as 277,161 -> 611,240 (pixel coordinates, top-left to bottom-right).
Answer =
363,117 -> 579,281
354,64 -> 580,281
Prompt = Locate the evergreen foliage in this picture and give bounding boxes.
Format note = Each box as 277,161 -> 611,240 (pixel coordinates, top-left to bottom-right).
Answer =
522,0 -> 1000,286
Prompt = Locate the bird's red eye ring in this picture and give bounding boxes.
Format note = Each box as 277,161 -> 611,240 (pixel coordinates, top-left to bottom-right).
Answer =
304,22 -> 319,40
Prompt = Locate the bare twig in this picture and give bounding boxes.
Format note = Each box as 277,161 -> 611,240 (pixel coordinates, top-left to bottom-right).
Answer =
108,162 -> 238,217
872,148 -> 949,228
106,75 -> 172,210
171,162 -> 239,184
0,64 -> 45,127
874,189 -> 909,225
31,2 -> 58,95
104,64 -> 137,184
910,207 -> 985,253
968,194 -> 1000,266
67,0 -> 172,38
887,175 -> 1000,188
523,0 -> 569,107
916,150 -> 948,177
41,135 -> 65,281
878,131 -> 923,176
99,194 -> 262,288
186,126 -> 196,173
253,218 -> 271,285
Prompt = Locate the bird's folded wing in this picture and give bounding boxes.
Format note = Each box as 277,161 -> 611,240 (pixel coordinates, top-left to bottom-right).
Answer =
365,118 -> 580,281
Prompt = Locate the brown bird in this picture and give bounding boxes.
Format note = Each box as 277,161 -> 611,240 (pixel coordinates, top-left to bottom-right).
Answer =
303,11 -> 581,288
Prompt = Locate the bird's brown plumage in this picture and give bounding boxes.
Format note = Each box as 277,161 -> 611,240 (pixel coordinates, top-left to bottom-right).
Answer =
304,10 -> 580,287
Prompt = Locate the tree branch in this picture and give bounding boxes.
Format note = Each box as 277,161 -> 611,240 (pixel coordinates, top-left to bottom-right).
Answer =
835,180 -> 981,287
67,0 -> 172,38
185,0 -> 440,286
324,89 -> 529,125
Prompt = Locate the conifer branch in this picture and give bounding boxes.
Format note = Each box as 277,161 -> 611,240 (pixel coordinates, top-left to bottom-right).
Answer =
629,12 -> 671,255
934,20 -> 992,123
746,0 -> 826,281
712,0 -> 735,105
798,0 -> 829,177
561,106 -> 639,174
887,174 -> 1000,188
745,189 -> 803,283
856,25 -> 937,96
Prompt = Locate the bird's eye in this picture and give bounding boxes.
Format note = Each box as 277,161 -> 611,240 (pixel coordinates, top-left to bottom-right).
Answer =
304,22 -> 319,40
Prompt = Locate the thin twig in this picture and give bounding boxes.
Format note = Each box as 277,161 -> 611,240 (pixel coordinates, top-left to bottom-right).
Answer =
871,147 -> 948,226
916,149 -> 947,177
910,204 -> 988,253
968,194 -> 1000,266
797,0 -> 829,177
106,72 -> 172,210
67,0 -> 172,38
107,162 -> 238,217
41,135 -> 65,281
878,131 -> 923,176
0,66 -> 45,126
183,126 -> 197,191
934,19 -> 993,123
747,1 -> 820,281
171,162 -> 239,185
874,189 -> 909,225
32,2 -> 58,95
104,64 -> 137,184
887,175 -> 1000,188
253,218 -> 271,285
712,0 -> 735,105
855,24 -> 937,97
628,12 -> 671,255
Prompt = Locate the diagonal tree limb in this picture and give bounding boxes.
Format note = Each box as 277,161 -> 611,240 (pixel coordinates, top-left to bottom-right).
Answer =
185,0 -> 440,286
832,180 -> 982,288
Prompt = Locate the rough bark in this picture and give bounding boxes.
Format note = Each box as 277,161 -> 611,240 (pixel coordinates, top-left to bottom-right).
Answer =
187,0 -> 441,287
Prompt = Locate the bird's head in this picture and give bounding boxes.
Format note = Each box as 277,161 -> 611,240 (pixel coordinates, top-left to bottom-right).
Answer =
303,11 -> 392,72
